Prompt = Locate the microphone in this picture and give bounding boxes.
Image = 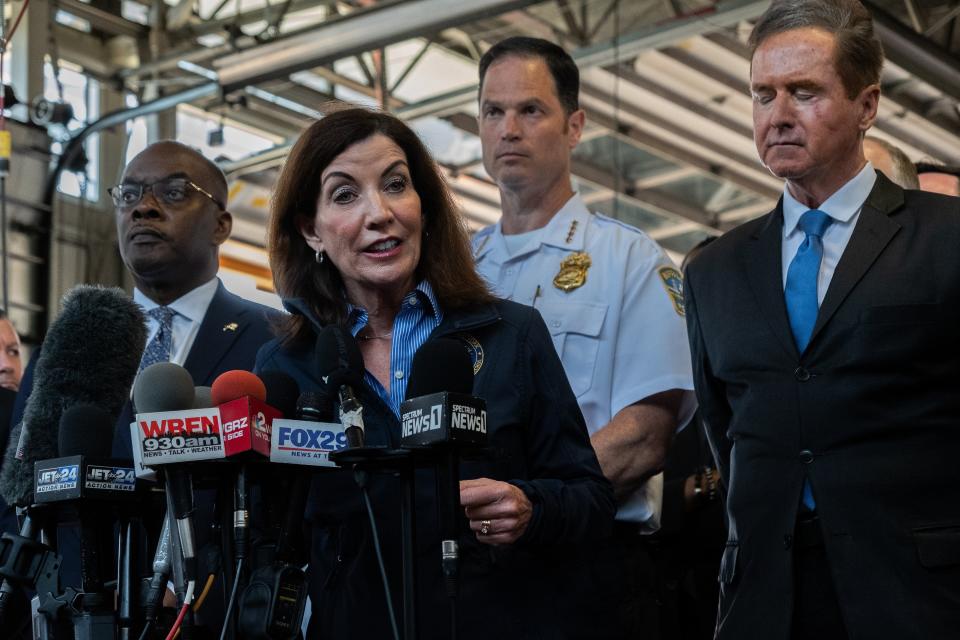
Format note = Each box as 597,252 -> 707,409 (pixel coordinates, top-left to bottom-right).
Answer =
36,403 -> 126,635
134,363 -> 200,585
210,370 -> 267,407
401,339 -> 486,449
141,515 -> 171,627
0,285 -> 147,507
315,326 -> 366,448
193,386 -> 213,410
209,370 -> 268,566
402,339 -> 486,606
132,366 -> 277,468
238,373 -> 312,640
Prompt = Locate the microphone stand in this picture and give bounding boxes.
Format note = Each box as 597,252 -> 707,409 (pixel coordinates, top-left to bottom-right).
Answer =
0,505 -> 60,630
117,513 -> 141,640
165,488 -> 194,640
330,447 -> 418,640
436,447 -> 460,640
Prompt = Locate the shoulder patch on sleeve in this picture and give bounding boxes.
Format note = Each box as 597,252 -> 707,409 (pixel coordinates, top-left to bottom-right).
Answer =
657,266 -> 685,317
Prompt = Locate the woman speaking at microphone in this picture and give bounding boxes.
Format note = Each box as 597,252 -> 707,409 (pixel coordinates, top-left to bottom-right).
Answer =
255,107 -> 615,639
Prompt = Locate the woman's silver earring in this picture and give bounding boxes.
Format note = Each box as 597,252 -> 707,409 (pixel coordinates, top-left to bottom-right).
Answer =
315,250 -> 325,264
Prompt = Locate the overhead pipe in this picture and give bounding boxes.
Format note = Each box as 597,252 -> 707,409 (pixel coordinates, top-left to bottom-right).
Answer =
868,1 -> 960,104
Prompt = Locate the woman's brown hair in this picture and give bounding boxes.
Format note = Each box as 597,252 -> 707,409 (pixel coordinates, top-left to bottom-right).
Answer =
268,107 -> 495,344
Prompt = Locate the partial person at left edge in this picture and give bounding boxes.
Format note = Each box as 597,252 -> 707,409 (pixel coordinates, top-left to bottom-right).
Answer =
0,309 -> 23,534
0,309 -> 23,453
6,140 -> 280,635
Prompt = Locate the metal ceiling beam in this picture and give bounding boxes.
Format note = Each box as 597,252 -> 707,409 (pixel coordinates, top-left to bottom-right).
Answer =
181,0 -> 338,38
56,0 -> 148,38
867,1 -> 960,103
214,0 -> 549,92
572,158 -> 714,229
581,87 -> 781,200
571,0 -> 769,69
394,0 -> 767,122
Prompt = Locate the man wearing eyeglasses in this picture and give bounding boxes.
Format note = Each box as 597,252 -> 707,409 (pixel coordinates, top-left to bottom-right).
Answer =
8,140 -> 277,637
108,141 -> 277,455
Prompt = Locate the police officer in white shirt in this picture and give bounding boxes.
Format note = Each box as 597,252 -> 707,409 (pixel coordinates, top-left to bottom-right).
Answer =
472,37 -> 695,638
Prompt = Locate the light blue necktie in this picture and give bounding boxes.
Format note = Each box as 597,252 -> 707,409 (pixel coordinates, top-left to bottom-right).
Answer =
139,306 -> 176,372
784,209 -> 832,510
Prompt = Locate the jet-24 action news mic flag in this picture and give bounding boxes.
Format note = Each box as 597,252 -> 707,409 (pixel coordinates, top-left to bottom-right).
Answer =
0,285 -> 147,508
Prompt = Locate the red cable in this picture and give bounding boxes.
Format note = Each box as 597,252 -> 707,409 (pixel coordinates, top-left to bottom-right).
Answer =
6,0 -> 31,44
165,601 -> 191,640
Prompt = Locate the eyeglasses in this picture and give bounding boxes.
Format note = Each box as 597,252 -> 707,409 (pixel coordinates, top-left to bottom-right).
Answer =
108,177 -> 225,211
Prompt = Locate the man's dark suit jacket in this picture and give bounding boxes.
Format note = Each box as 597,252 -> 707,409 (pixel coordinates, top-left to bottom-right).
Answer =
684,173 -> 960,640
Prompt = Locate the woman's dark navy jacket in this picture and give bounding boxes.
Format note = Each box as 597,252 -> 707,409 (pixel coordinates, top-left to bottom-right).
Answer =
255,296 -> 616,639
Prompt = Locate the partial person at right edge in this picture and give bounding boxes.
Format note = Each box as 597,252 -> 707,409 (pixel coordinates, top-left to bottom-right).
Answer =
684,2 -> 960,639
915,161 -> 960,197
862,136 -> 918,190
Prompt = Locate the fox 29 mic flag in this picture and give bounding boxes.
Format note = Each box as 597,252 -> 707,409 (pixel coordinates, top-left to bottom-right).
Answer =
0,286 -> 147,507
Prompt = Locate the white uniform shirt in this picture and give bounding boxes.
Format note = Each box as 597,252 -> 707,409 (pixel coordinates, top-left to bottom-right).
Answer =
134,277 -> 220,366
473,194 -> 695,527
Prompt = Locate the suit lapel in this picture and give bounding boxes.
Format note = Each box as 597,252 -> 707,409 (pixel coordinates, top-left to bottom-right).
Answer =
808,175 -> 903,345
183,282 -> 248,385
744,203 -> 800,360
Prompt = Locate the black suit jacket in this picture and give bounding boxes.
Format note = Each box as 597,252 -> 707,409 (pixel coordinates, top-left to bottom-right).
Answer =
684,174 -> 960,640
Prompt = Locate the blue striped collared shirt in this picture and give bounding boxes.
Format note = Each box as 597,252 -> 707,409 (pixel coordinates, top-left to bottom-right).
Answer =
348,281 -> 444,416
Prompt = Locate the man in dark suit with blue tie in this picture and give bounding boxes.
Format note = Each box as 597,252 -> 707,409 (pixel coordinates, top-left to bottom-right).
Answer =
683,1 -> 960,639
8,141 -> 278,637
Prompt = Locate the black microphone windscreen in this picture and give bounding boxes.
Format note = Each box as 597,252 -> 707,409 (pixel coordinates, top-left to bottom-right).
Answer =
0,285 -> 147,506
315,325 -> 364,388
133,362 -> 196,413
259,370 -> 300,418
406,338 -> 474,399
296,390 -> 336,423
193,386 -> 213,409
58,404 -> 115,458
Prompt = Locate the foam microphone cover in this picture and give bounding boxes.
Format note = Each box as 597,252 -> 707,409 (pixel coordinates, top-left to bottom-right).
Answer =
133,362 -> 196,414
259,370 -> 300,418
0,285 -> 147,506
210,370 -> 267,406
406,338 -> 474,400
58,404 -> 115,458
314,325 -> 364,388
296,390 -> 336,423
193,386 -> 213,409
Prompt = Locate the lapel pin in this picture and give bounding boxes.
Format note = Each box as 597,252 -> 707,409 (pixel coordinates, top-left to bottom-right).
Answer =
223,322 -> 239,332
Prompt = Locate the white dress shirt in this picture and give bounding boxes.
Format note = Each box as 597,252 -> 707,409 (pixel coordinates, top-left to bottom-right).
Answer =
781,163 -> 878,303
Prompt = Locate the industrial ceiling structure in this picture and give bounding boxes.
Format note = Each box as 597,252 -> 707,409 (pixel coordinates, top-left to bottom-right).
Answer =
19,0 -> 960,312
